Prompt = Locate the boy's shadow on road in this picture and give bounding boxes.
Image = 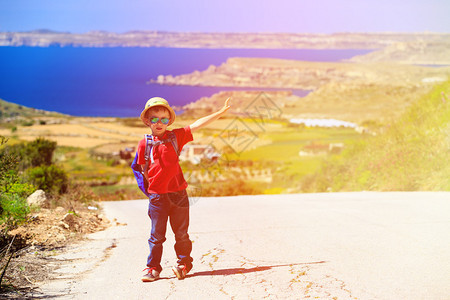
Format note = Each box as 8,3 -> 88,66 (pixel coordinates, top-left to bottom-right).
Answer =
190,261 -> 326,277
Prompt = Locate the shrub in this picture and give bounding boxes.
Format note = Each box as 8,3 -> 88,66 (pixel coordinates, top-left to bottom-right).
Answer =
21,120 -> 34,126
24,165 -> 68,195
0,137 -> 56,171
0,156 -> 19,193
0,193 -> 30,227
7,183 -> 36,198
26,137 -> 56,167
0,136 -> 26,225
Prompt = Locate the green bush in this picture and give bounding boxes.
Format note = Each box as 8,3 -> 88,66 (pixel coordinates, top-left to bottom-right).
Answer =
0,137 -> 56,171
27,137 -> 56,167
24,165 -> 68,195
8,183 -> 36,198
21,120 -> 34,126
0,193 -> 30,227
0,138 -> 19,193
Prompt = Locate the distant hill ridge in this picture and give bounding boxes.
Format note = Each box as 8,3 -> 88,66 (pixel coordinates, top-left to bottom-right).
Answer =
0,98 -> 63,122
1,30 -> 449,51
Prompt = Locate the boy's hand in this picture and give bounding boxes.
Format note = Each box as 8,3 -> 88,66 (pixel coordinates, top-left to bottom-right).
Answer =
219,97 -> 231,114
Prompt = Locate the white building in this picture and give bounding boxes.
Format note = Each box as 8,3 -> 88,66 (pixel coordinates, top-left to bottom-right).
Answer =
180,144 -> 220,165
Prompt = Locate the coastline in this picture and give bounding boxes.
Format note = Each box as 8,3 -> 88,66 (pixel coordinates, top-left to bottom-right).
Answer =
3,31 -> 445,49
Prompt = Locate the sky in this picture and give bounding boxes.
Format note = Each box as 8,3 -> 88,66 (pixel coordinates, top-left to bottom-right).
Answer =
0,0 -> 449,34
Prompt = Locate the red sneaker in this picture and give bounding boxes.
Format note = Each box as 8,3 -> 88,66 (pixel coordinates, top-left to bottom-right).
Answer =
172,264 -> 188,280
142,267 -> 160,282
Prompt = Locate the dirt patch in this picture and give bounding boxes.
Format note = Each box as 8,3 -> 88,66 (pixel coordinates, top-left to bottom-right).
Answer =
0,204 -> 110,298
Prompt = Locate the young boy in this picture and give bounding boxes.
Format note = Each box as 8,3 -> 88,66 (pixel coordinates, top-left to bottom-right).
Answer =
137,97 -> 231,282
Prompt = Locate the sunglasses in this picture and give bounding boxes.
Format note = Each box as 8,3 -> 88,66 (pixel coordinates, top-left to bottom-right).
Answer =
149,117 -> 170,125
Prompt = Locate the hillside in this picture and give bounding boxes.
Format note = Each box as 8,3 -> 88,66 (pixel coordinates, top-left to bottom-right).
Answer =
350,41 -> 450,65
300,80 -> 450,192
0,98 -> 64,125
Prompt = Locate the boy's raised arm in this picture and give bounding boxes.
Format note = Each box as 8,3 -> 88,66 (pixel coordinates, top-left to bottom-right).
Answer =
189,98 -> 231,132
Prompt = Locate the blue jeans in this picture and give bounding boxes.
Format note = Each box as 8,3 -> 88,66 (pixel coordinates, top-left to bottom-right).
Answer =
147,189 -> 193,272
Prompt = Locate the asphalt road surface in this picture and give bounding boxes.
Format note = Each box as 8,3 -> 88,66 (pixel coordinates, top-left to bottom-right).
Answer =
40,192 -> 450,299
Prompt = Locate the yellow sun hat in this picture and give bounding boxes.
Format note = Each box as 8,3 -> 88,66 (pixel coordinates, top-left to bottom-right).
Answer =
140,97 -> 176,126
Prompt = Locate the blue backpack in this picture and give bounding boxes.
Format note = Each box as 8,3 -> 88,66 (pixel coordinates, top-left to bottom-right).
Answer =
131,132 -> 180,197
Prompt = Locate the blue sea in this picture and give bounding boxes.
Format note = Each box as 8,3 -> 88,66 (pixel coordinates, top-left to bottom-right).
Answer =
0,47 -> 371,117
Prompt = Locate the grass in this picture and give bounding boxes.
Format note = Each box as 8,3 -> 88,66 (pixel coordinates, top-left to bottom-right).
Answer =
234,126 -> 360,160
90,184 -> 144,201
215,124 -> 364,193
300,80 -> 450,192
55,146 -> 130,184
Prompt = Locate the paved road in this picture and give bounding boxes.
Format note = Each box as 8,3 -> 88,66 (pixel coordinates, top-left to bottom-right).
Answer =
41,192 -> 450,299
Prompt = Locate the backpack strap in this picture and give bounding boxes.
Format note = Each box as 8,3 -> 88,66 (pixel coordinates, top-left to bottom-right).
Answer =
143,134 -> 152,177
167,131 -> 180,157
149,135 -> 157,165
143,134 -> 152,161
143,132 -> 180,167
